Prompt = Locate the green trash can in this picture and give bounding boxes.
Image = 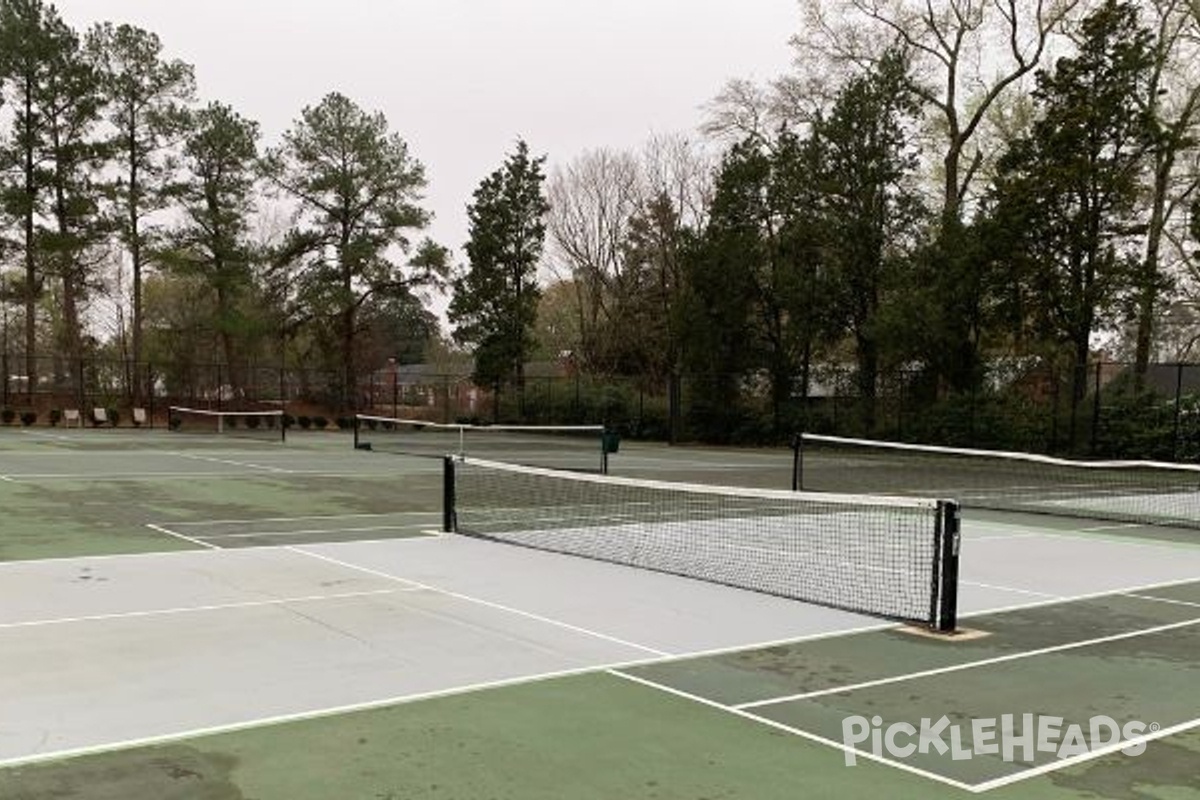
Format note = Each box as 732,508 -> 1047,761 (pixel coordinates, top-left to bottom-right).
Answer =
602,431 -> 621,454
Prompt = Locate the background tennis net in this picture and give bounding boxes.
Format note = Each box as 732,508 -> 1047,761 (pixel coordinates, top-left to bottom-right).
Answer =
167,406 -> 285,442
356,415 -> 608,473
796,433 -> 1200,530
445,456 -> 959,630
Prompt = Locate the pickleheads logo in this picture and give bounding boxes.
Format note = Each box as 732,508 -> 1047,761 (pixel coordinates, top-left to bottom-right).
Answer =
841,714 -> 1155,766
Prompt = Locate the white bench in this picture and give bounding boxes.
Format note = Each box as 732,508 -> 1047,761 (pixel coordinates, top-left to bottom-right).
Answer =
92,408 -> 108,426
63,409 -> 81,428
132,408 -> 147,427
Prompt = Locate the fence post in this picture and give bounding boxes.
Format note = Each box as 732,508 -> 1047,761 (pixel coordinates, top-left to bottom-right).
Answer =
1173,362 -> 1185,461
1090,361 -> 1102,455
147,363 -> 155,428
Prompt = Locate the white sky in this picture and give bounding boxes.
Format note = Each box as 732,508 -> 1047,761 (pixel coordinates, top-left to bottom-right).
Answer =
53,0 -> 799,269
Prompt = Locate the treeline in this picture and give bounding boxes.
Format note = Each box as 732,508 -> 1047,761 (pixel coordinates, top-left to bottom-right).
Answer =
3,0 -> 1200,446
0,0 -> 446,405
516,0 -> 1200,442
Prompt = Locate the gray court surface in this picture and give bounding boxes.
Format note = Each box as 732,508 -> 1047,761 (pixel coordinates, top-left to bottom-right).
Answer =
3,519 -> 1200,767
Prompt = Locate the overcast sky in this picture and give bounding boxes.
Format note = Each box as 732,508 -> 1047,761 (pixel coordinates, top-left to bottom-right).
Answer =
53,0 -> 799,269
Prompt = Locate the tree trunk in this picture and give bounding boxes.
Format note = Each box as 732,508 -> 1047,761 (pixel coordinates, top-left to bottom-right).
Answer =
1133,151 -> 1173,383
23,87 -> 37,401
215,280 -> 241,401
128,124 -> 144,405
62,275 -> 83,407
856,333 -> 878,434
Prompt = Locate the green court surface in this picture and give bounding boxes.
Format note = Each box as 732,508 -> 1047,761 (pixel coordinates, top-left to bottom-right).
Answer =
5,587 -> 1199,799
1,426 -> 1198,798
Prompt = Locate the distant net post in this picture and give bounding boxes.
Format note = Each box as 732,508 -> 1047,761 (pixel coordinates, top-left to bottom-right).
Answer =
167,406 -> 286,443
443,455 -> 456,533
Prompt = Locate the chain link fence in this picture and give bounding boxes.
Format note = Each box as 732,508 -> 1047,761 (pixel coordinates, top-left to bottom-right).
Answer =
3,353 -> 1199,460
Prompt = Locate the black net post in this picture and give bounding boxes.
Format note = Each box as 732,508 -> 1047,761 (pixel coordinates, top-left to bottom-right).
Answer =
935,500 -> 961,633
791,433 -> 803,491
1173,362 -> 1185,460
442,455 -> 456,533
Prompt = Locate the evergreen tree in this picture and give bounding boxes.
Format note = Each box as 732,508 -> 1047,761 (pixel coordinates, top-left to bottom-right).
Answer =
676,147 -> 760,440
450,140 -> 549,401
39,15 -> 108,399
989,0 -> 1156,411
0,0 -> 65,391
89,22 -> 195,398
266,92 -> 445,409
813,50 -> 925,432
159,102 -> 260,395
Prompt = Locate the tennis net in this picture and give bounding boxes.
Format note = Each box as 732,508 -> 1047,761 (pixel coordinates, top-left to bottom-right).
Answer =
356,414 -> 608,473
445,456 -> 959,630
168,406 -> 286,442
796,433 -> 1200,529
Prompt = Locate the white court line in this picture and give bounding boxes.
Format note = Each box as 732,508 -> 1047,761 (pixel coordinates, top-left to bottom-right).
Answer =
0,470 -> 425,481
0,474 -> 15,483
5,471 -> 288,480
172,452 -> 293,473
201,524 -> 430,540
0,619 -> 899,771
607,669 -> 977,792
1077,523 -> 1146,532
962,532 -> 1042,543
0,532 -> 447,569
969,526 -> 1200,552
168,511 -> 440,527
972,717 -> 1200,793
288,546 -> 671,658
145,523 -> 218,550
0,587 -> 411,630
954,575 -> 1200,620
734,614 -> 1200,710
1124,592 -> 1200,609
16,429 -> 74,442
960,580 -> 1061,599
0,662 -> 658,770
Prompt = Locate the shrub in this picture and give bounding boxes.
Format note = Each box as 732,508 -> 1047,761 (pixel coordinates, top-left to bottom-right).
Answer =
225,414 -> 239,429
366,417 -> 379,430
336,416 -> 352,430
297,415 -> 312,429
312,415 -> 328,430
244,415 -> 262,429
1,408 -> 14,425
168,416 -> 182,431
282,413 -> 295,429
49,408 -> 62,427
20,411 -> 36,426
106,408 -> 119,427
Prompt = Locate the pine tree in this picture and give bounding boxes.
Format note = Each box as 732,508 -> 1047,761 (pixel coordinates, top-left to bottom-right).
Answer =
266,92 -> 445,409
450,140 -> 549,407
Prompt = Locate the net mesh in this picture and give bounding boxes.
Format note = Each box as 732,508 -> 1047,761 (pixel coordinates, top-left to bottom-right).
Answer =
798,433 -> 1200,529
168,406 -> 285,442
356,415 -> 607,473
447,456 -> 957,628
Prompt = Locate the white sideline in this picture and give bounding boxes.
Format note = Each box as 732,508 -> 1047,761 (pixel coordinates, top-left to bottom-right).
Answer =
735,613 -> 1200,710
287,546 -> 672,658
0,587 -> 409,630
608,669 -> 978,792
145,523 -> 218,550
